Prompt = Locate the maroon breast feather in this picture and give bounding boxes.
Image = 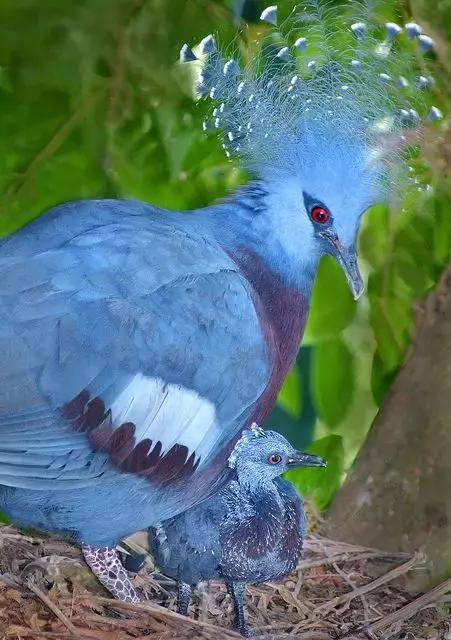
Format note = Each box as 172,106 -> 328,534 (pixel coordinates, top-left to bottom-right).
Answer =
229,248 -> 308,426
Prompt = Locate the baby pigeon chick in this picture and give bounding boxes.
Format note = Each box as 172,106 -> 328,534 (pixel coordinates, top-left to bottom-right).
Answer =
148,425 -> 326,636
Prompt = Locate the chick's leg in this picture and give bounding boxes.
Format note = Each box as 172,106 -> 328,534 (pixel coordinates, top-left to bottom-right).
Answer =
82,544 -> 140,602
227,580 -> 249,637
177,580 -> 192,616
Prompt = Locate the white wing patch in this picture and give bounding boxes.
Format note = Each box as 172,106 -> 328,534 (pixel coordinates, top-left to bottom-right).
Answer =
109,374 -> 222,463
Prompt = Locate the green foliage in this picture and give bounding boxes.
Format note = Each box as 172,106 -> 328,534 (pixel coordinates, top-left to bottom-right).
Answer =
363,184 -> 451,406
304,256 -> 356,344
311,338 -> 355,428
285,435 -> 344,510
0,0 -> 241,237
358,205 -> 390,271
278,364 -> 302,420
271,347 -> 316,450
371,352 -> 398,406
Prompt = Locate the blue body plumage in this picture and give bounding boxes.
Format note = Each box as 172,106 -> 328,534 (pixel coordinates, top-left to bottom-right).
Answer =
148,426 -> 326,636
0,2 -> 442,602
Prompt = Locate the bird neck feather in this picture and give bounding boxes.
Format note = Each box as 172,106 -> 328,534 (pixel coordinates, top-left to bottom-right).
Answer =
209,181 -> 319,298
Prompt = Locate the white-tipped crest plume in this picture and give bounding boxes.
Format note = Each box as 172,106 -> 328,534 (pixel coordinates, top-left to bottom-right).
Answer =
228,423 -> 264,468
180,1 -> 443,199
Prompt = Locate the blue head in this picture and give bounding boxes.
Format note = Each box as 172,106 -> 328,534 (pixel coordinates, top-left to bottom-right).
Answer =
228,424 -> 326,487
180,3 -> 442,297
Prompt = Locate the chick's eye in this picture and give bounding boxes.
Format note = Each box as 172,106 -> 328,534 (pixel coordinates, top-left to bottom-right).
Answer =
268,453 -> 282,465
310,206 -> 330,224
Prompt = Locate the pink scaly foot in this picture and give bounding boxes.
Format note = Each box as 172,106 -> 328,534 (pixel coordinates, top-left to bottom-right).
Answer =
82,544 -> 140,602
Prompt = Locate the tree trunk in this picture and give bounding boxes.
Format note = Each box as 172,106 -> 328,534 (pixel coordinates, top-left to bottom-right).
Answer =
327,264 -> 451,589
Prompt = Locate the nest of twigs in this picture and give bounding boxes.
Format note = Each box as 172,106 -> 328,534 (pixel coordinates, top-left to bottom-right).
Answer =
0,522 -> 450,640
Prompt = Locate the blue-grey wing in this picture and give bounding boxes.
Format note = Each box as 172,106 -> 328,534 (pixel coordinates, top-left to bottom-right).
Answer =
0,200 -> 270,490
149,493 -> 225,583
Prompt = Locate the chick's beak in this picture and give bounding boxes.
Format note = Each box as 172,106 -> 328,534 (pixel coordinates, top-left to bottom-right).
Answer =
287,452 -> 327,468
320,232 -> 364,300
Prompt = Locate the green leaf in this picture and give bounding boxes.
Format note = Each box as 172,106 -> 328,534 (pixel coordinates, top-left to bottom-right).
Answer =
358,205 -> 390,270
367,276 -> 412,372
277,364 -> 302,419
432,187 -> 451,267
394,218 -> 434,267
311,338 -> 355,427
304,256 -> 356,344
393,250 -> 432,297
285,435 -> 344,510
370,352 -> 399,406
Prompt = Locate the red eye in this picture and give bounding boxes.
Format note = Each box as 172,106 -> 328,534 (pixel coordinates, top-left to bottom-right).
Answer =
310,206 -> 330,224
268,454 -> 282,465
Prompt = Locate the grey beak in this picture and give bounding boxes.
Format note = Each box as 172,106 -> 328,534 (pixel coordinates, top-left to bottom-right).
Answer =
336,245 -> 364,300
320,232 -> 364,300
287,452 -> 327,468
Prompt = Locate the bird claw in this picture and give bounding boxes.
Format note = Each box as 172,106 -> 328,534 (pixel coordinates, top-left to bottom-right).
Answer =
237,625 -> 250,637
82,544 -> 140,602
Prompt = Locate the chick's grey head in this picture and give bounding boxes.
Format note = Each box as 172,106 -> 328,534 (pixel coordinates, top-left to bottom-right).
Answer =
181,4 -> 442,299
228,424 -> 326,484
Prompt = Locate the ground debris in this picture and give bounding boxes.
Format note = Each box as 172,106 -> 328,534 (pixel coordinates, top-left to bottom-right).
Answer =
0,524 -> 449,640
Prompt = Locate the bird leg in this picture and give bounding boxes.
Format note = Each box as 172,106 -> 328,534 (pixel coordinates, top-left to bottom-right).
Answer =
177,580 -> 192,616
82,544 -> 140,602
227,581 -> 248,637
